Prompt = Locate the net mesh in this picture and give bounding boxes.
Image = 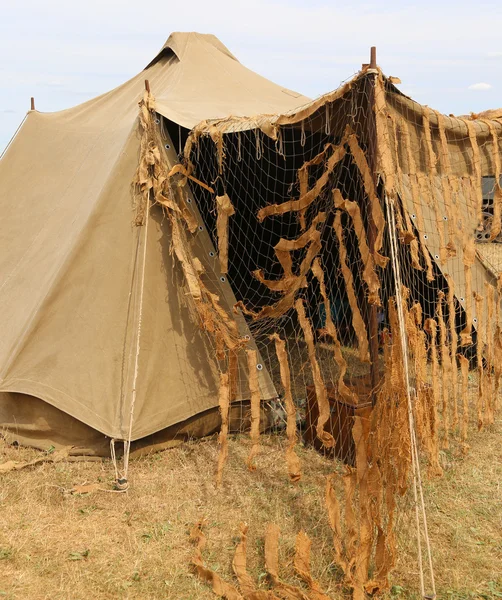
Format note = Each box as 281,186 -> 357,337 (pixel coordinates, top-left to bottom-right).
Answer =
134,67 -> 502,597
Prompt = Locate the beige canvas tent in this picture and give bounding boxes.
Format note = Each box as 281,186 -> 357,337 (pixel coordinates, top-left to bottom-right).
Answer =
0,32 -> 311,456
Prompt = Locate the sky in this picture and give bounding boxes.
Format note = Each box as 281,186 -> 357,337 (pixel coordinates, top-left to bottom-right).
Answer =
1,0 -> 501,152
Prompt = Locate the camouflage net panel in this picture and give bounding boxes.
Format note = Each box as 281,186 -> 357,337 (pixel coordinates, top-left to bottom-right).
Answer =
133,69 -> 502,598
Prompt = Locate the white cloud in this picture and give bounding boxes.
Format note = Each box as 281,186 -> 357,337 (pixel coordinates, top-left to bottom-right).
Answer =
468,82 -> 493,91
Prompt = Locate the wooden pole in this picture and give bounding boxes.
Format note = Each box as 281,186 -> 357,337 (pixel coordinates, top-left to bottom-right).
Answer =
144,79 -> 150,93
370,46 -> 377,69
363,46 -> 381,402
30,97 -> 35,111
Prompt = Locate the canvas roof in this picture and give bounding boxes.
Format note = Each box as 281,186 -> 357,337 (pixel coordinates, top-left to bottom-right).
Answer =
150,32 -> 310,128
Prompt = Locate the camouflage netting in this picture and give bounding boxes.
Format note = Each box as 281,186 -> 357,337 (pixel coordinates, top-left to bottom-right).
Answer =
134,67 -> 502,598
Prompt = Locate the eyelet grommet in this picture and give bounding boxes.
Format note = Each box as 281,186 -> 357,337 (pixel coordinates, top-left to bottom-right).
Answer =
220,276 -> 226,282
209,251 -> 215,257
198,225 -> 204,231
424,234 -> 428,239
256,364 -> 263,371
165,144 -> 170,149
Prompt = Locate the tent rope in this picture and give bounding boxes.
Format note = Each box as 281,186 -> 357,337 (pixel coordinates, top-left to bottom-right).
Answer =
385,193 -> 437,600
115,193 -> 151,490
0,115 -> 27,161
110,438 -> 119,480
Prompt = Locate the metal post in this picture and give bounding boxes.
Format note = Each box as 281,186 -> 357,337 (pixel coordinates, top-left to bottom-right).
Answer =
145,79 -> 150,93
30,97 -> 35,111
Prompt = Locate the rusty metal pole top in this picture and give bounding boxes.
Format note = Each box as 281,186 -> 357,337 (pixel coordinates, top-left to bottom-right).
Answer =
145,79 -> 150,93
370,46 -> 377,69
30,97 -> 35,111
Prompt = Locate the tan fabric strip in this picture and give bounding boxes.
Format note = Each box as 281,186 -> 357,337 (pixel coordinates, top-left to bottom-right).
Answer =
458,354 -> 470,453
0,447 -> 70,474
246,349 -> 261,471
352,416 -> 373,600
209,124 -> 225,173
311,258 -> 357,404
446,275 -> 459,430
485,282 -> 495,425
494,322 -> 502,418
474,291 -> 485,430
398,116 -> 435,280
190,521 -> 243,600
422,107 -> 438,188
270,333 -> 301,483
436,292 -> 450,448
232,523 -> 256,597
460,238 -> 475,346
298,162 -> 308,231
295,298 -> 335,448
257,136 -> 348,222
424,318 -> 441,470
216,193 -> 235,275
252,226 -> 323,320
167,163 -> 215,194
256,213 -> 327,290
216,371 -> 231,486
346,128 -> 387,265
334,211 -> 370,363
462,118 -> 483,223
434,111 -> 458,260
264,524 -> 308,600
390,116 -> 422,270
407,303 -> 442,475
333,189 -> 381,305
482,120 -> 502,240
374,75 -> 396,200
173,185 -> 199,233
494,279 -> 502,418
325,476 -> 348,574
463,175 -> 477,224
294,531 -> 332,600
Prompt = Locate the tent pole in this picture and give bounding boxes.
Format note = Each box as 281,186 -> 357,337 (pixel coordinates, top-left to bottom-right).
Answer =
370,46 -> 377,69
30,97 -> 35,111
363,46 -> 381,404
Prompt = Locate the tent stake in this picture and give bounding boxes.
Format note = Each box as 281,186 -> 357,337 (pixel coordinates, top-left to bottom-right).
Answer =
30,97 -> 35,111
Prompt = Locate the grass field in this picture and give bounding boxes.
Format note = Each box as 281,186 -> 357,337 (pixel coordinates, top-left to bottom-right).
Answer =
0,416 -> 501,600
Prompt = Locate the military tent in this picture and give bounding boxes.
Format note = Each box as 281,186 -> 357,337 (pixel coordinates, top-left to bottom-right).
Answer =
0,32 -> 311,457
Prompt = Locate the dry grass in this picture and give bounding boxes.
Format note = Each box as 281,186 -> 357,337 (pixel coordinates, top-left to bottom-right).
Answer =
0,417 -> 501,600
